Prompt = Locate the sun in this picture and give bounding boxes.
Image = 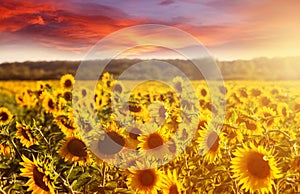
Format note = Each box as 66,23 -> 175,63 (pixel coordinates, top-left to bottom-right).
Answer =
230,143 -> 282,194
20,155 -> 55,194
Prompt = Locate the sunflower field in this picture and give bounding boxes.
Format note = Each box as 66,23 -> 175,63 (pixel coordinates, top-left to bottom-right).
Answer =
0,73 -> 300,194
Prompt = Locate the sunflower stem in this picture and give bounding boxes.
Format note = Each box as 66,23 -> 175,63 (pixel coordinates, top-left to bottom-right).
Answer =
102,163 -> 106,187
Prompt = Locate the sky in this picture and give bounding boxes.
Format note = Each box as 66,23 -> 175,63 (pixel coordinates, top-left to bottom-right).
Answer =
0,0 -> 299,62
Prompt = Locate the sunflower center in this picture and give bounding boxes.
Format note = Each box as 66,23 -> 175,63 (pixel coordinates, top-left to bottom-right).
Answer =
247,152 -> 271,179
129,127 -> 142,140
129,103 -> 142,113
282,107 -> 287,117
201,89 -> 207,97
147,133 -> 164,149
48,99 -> 55,110
245,120 -> 257,131
81,89 -> 87,97
67,138 -> 87,157
64,79 -> 72,88
61,118 -> 75,131
206,131 -> 219,152
261,97 -> 270,106
108,131 -> 125,146
175,82 -> 182,93
97,132 -> 125,155
0,112 -> 8,121
251,89 -> 261,96
63,91 -> 72,101
138,169 -> 156,187
169,184 -> 179,194
113,84 -> 123,93
240,90 -> 247,98
159,106 -> 167,118
198,120 -> 207,130
295,104 -> 300,112
33,166 -> 50,191
21,128 -> 31,141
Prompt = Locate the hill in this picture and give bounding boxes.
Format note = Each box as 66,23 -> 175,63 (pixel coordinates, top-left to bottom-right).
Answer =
0,57 -> 300,80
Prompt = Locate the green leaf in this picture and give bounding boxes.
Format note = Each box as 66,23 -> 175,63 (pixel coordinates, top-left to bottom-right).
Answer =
72,172 -> 92,191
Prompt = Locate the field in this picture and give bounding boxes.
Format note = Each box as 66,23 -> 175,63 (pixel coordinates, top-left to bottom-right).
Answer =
0,73 -> 300,194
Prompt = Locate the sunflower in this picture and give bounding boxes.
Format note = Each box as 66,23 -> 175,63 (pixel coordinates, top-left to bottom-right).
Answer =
91,124 -> 127,159
238,117 -> 263,136
197,84 -> 210,102
0,144 -> 10,157
127,168 -> 164,194
250,88 -> 262,97
55,113 -> 77,136
42,93 -> 57,114
258,95 -> 272,107
230,143 -> 282,194
277,102 -> 290,121
15,122 -> 38,148
236,87 -> 249,103
128,101 -> 147,119
60,74 -> 75,90
161,169 -> 183,194
0,107 -> 12,125
138,124 -> 170,158
171,76 -> 184,95
221,122 -> 243,144
58,136 -> 91,165
148,102 -> 169,125
20,155 -> 55,194
257,107 -> 278,129
197,124 -> 223,163
111,80 -> 124,94
125,124 -> 143,150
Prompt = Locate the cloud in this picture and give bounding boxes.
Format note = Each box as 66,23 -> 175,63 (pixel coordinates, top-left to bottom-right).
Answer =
0,0 -> 147,52
159,0 -> 175,6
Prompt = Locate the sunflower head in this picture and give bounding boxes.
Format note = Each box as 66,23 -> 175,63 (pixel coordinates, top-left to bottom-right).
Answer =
55,113 -> 77,137
127,167 -> 164,194
20,155 -> 55,194
197,124 -> 223,163
58,136 -> 90,166
42,93 -> 57,114
60,74 -> 75,90
16,122 -> 38,148
161,169 -> 183,194
0,107 -> 13,125
231,143 -> 282,194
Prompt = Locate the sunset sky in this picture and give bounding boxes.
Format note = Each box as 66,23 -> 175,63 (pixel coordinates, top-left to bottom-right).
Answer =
0,0 -> 299,62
